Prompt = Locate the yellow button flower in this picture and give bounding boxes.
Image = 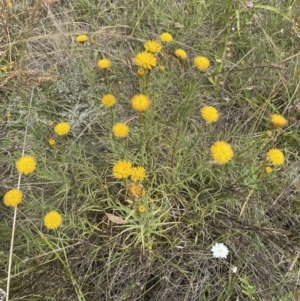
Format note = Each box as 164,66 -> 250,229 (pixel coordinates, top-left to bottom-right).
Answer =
265,166 -> 273,173
138,204 -> 147,213
194,56 -> 210,71
131,166 -> 146,182
102,94 -> 116,108
270,114 -> 288,128
137,68 -> 145,77
267,148 -> 284,165
113,160 -> 132,179
3,189 -> 23,207
44,211 -> 63,230
54,122 -> 71,136
48,138 -> 56,146
210,141 -> 234,165
160,32 -> 173,43
134,52 -> 157,70
112,123 -> 130,138
75,34 -> 88,43
16,155 -> 36,175
97,58 -> 111,69
200,106 -> 219,123
175,49 -> 187,59
144,40 -> 162,53
131,94 -> 151,112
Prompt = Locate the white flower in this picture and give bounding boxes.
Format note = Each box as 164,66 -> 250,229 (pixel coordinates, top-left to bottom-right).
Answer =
211,242 -> 229,259
231,266 -> 237,273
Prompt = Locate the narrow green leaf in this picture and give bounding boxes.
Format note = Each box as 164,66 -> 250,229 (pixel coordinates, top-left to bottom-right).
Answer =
235,9 -> 240,35
254,4 -> 292,22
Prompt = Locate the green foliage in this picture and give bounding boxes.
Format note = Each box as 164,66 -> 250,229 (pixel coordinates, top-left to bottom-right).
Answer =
240,275 -> 257,300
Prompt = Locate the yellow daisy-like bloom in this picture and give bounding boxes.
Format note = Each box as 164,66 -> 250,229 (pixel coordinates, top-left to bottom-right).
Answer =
131,94 -> 151,112
102,94 -> 116,108
265,166 -> 273,173
134,52 -> 157,70
270,114 -> 288,128
144,40 -> 162,53
113,160 -> 132,179
54,122 -> 71,136
138,204 -> 147,213
194,56 -> 210,71
16,155 -> 36,175
44,211 -> 63,230
97,58 -> 111,69
127,183 -> 146,200
75,34 -> 88,43
175,49 -> 187,59
267,148 -> 285,165
137,68 -> 145,77
200,106 -> 219,123
210,141 -> 234,165
3,189 -> 23,207
131,166 -> 146,182
160,32 -> 173,43
112,123 -> 130,138
48,138 -> 56,146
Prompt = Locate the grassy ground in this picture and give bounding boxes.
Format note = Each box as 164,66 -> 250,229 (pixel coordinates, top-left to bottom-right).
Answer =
1,0 -> 300,300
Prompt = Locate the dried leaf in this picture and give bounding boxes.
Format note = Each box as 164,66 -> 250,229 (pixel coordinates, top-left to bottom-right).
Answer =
173,22 -> 184,29
105,212 -> 128,224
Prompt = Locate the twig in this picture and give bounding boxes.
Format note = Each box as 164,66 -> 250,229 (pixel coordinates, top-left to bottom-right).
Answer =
6,89 -> 34,301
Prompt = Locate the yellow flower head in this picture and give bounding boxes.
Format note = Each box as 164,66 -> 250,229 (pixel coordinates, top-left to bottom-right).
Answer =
102,94 -> 116,108
54,122 -> 71,136
175,49 -> 187,59
112,123 -> 130,138
267,148 -> 284,165
131,94 -> 151,112
75,34 -> 88,43
127,183 -> 146,200
265,166 -> 273,173
160,32 -> 173,43
194,56 -> 210,71
200,106 -> 219,123
3,189 -> 23,207
138,204 -> 147,213
48,138 -> 56,146
134,52 -> 157,70
210,141 -> 234,165
44,211 -> 63,230
97,58 -> 111,69
270,114 -> 288,128
131,166 -> 146,182
16,155 -> 36,175
144,40 -> 162,53
113,160 -> 132,179
137,68 -> 145,77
